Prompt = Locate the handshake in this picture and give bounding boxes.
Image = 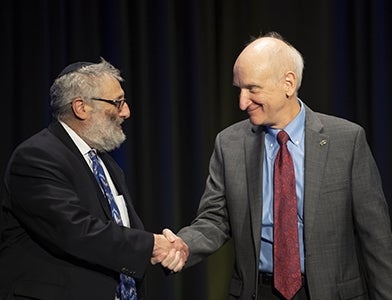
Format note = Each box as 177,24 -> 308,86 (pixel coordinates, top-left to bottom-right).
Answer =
151,229 -> 189,273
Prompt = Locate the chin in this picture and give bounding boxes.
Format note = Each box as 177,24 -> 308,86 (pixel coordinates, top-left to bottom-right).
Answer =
249,117 -> 264,126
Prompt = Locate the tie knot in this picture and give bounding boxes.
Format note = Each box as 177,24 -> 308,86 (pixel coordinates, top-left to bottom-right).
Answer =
277,130 -> 290,146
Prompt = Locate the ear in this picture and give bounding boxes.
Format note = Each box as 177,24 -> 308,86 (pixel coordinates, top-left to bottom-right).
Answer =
283,71 -> 297,98
71,98 -> 89,120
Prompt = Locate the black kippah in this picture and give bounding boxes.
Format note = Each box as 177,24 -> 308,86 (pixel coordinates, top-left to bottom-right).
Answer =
57,61 -> 94,78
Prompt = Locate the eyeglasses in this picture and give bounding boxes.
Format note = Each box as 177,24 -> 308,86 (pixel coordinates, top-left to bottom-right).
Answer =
90,97 -> 126,111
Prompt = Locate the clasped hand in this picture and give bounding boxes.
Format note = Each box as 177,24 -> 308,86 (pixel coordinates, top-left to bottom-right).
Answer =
151,229 -> 189,272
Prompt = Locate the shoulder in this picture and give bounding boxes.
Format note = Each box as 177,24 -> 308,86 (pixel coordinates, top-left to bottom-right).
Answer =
6,124 -> 78,175
217,119 -> 255,139
11,128 -> 55,158
304,106 -> 370,152
306,106 -> 364,136
316,112 -> 361,128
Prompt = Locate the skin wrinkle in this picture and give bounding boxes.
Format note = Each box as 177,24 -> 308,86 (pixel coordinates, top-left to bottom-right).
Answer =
233,37 -> 301,129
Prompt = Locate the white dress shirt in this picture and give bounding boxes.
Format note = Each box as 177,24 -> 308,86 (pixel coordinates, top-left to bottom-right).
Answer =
60,121 -> 130,228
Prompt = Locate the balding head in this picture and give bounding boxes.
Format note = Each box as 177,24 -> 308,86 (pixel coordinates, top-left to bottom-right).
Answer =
234,33 -> 304,92
232,32 -> 303,128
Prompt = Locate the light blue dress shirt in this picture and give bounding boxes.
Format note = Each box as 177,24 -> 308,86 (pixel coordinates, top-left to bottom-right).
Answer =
259,100 -> 305,273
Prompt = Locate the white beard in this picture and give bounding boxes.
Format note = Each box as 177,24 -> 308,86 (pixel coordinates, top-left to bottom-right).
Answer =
81,110 -> 126,152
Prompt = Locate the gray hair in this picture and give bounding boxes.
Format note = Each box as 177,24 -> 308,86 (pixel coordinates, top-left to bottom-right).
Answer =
50,58 -> 124,121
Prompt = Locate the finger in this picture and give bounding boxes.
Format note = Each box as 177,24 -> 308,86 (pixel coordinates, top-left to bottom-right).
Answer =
180,250 -> 188,263
150,257 -> 159,265
173,250 -> 189,272
166,250 -> 181,271
161,248 -> 177,268
173,261 -> 184,273
151,248 -> 169,264
173,250 -> 188,272
162,228 -> 177,242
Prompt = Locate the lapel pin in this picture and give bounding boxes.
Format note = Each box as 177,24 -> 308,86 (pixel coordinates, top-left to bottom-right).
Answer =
319,139 -> 327,146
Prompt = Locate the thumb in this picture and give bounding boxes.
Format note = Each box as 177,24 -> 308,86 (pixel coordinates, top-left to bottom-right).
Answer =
162,228 -> 177,242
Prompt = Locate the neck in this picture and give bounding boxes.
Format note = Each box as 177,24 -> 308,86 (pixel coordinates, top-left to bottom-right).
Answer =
271,99 -> 301,129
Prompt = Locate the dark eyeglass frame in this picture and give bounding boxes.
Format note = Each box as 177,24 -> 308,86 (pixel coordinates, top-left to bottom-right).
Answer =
90,97 -> 126,110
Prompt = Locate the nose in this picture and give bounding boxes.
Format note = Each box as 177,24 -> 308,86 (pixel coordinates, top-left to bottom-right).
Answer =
239,90 -> 251,111
119,102 -> 131,119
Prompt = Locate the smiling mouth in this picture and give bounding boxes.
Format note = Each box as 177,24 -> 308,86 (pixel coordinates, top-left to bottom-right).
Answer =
247,106 -> 261,113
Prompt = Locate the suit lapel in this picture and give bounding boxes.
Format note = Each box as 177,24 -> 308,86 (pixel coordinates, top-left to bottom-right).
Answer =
244,124 -> 265,257
99,152 -> 136,228
100,151 -> 142,229
99,152 -> 123,195
48,122 -> 88,169
303,107 -> 329,242
243,107 -> 330,257
48,122 -> 113,220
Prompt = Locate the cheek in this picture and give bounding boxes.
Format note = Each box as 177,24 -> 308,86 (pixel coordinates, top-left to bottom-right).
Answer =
249,93 -> 265,106
104,110 -> 118,122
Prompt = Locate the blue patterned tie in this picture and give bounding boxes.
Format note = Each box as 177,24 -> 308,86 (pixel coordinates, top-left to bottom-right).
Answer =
88,150 -> 137,300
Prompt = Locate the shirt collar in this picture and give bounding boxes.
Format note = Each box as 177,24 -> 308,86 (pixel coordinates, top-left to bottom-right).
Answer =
60,121 -> 92,156
265,99 -> 306,147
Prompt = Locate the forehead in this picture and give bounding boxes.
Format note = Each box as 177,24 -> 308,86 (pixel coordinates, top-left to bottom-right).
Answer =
233,53 -> 272,86
99,74 -> 124,95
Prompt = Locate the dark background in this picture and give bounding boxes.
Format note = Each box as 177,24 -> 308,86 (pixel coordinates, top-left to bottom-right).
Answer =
1,1 -> 391,299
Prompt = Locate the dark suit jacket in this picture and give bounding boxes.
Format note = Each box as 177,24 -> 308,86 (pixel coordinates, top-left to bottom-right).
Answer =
0,122 -> 153,300
178,105 -> 392,299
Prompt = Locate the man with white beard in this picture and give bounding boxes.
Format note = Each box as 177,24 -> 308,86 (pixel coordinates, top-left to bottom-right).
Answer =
0,59 -> 188,300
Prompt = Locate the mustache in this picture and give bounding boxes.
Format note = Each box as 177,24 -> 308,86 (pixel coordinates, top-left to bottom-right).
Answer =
109,114 -> 124,126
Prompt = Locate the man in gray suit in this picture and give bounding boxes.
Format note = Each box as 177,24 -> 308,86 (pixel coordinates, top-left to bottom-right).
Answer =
164,32 -> 392,299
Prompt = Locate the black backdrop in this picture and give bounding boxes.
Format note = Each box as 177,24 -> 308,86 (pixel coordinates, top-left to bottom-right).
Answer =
1,1 -> 391,299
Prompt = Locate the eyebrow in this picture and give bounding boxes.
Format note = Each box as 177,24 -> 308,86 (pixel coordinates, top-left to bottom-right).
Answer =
246,84 -> 261,90
114,93 -> 125,100
233,84 -> 261,90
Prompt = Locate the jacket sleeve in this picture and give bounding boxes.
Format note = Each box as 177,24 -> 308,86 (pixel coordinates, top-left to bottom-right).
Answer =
178,132 -> 231,267
351,127 -> 392,298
